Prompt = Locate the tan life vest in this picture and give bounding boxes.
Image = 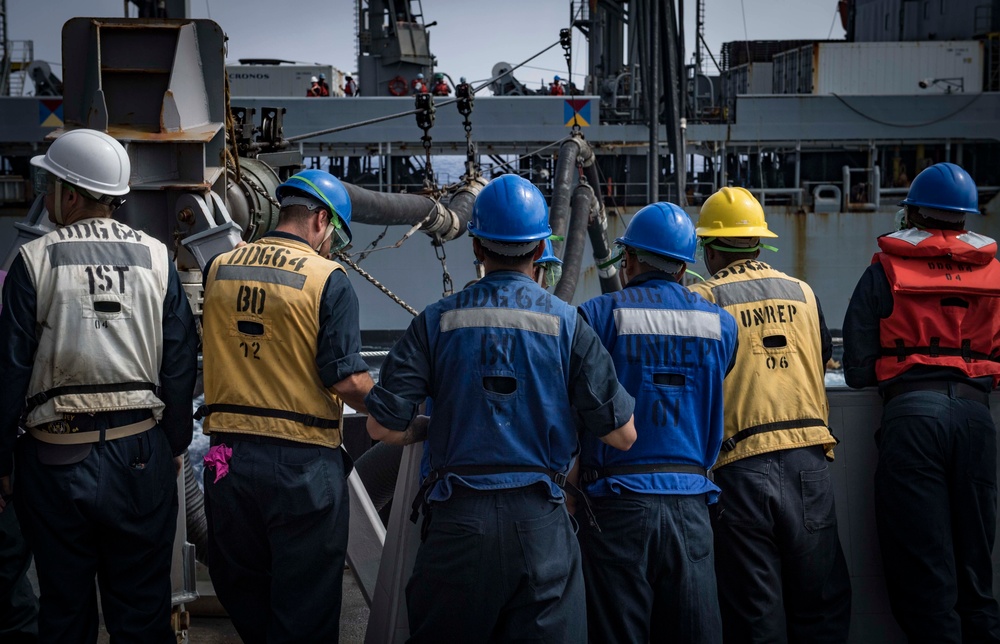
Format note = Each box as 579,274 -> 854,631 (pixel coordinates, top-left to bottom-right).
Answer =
201,236 -> 347,448
19,217 -> 169,427
688,259 -> 834,468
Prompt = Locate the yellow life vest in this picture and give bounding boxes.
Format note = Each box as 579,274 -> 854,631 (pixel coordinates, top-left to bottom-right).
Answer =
688,259 -> 834,468
202,236 -> 347,448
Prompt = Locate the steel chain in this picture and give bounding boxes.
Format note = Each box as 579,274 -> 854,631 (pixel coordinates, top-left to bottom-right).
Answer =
456,82 -> 478,179
414,93 -> 436,190
336,252 -> 419,317
241,174 -> 419,316
432,234 -> 454,297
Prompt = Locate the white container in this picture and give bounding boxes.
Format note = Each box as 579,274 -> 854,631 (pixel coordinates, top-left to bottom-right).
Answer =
226,64 -> 346,97
811,40 -> 983,95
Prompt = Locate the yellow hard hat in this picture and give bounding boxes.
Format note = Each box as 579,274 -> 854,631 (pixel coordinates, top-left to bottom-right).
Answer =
695,187 -> 777,238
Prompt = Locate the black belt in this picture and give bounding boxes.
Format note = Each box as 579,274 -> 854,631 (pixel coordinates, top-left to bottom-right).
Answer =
210,432 -> 313,449
882,381 -> 990,407
411,464 -> 568,522
448,484 -> 548,498
721,417 -> 831,453
195,404 -> 340,430
581,463 -> 707,485
881,339 -> 1000,364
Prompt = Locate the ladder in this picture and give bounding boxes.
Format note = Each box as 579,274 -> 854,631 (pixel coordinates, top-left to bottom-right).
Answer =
6,40 -> 32,96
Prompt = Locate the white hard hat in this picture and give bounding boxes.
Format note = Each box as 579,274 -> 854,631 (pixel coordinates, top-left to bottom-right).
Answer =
31,128 -> 130,197
311,76 -> 318,82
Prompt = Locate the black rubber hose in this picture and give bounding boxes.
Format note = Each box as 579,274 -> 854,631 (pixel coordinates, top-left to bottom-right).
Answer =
183,451 -> 209,565
554,183 -> 595,302
549,139 -> 582,257
584,162 -> 602,203
583,162 -> 621,293
353,442 -> 404,512
444,184 -> 478,233
343,183 -> 439,227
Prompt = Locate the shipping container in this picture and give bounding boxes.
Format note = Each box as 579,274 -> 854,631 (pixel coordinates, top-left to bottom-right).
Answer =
226,64 -> 346,97
773,40 -> 983,96
726,62 -> 774,96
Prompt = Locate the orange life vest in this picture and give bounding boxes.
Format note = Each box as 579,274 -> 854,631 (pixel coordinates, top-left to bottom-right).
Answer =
874,227 -> 1000,385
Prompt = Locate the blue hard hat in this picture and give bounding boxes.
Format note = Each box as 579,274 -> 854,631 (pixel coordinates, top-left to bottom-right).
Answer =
276,169 -> 353,244
469,175 -> 551,243
535,239 -> 562,265
319,73 -> 326,79
616,202 -> 696,263
900,162 -> 980,215
417,73 -> 424,79
554,75 -> 561,81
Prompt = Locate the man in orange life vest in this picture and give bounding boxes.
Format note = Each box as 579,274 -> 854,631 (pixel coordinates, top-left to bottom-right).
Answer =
411,73 -> 428,95
844,162 -> 1000,642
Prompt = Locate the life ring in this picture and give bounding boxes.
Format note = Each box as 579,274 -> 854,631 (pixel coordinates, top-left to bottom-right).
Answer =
388,76 -> 407,96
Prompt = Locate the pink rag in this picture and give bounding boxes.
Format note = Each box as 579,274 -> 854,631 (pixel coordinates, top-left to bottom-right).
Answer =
204,444 -> 233,483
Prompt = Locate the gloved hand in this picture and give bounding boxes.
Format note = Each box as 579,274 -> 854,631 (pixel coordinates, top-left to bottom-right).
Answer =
405,414 -> 430,445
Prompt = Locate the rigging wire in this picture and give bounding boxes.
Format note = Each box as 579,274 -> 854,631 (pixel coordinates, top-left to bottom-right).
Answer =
287,39 -> 563,142
826,5 -> 840,39
831,92 -> 984,128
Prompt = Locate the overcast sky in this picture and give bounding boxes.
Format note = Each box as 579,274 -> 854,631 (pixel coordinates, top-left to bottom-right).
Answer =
10,0 -> 844,92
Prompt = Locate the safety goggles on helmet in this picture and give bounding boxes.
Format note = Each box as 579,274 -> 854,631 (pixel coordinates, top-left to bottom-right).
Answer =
324,215 -> 351,256
600,243 -> 684,274
282,193 -> 351,256
539,262 -> 563,288
32,166 -> 126,212
32,168 -> 52,196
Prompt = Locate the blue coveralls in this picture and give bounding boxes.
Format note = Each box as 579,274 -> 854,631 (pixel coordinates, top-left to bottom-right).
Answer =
0,253 -> 197,644
844,261 -> 1000,643
578,271 -> 738,643
366,271 -> 634,643
202,232 -> 369,644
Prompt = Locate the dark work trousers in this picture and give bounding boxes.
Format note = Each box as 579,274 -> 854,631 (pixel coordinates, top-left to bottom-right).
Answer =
14,428 -> 177,644
875,391 -> 1000,643
711,445 -> 852,644
578,492 -> 722,644
205,436 -> 349,644
406,486 -> 586,643
0,500 -> 38,643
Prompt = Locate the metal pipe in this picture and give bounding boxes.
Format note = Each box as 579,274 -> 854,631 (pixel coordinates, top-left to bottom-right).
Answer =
554,182 -> 596,302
